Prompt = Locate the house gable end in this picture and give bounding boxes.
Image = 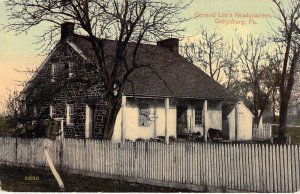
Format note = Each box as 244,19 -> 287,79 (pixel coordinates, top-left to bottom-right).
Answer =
23,41 -> 90,94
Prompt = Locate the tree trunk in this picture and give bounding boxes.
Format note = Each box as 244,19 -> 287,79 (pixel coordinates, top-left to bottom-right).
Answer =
278,97 -> 288,143
253,80 -> 260,127
102,94 -> 122,140
277,48 -> 299,143
272,89 -> 276,124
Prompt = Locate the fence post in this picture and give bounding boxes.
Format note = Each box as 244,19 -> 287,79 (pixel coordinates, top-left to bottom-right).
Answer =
203,100 -> 208,142
59,139 -> 63,170
44,147 -> 65,191
268,124 -> 272,140
134,142 -> 138,179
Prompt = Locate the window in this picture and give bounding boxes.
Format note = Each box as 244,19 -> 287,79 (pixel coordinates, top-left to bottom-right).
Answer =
68,62 -> 75,78
195,107 -> 203,126
51,64 -> 56,82
65,62 -> 75,78
50,105 -> 54,118
138,103 -> 150,126
33,106 -> 38,117
66,104 -> 74,126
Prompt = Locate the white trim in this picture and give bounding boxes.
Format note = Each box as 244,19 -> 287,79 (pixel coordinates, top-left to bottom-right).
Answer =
203,100 -> 208,142
50,105 -> 54,118
51,63 -> 56,82
54,117 -> 64,140
66,104 -> 74,126
66,41 -> 90,61
85,104 -> 93,138
165,98 -> 169,144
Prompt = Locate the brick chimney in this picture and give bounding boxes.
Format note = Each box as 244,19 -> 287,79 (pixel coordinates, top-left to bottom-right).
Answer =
157,38 -> 179,54
61,22 -> 75,40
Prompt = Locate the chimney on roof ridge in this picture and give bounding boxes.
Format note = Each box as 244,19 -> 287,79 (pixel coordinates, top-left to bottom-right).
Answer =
157,38 -> 179,54
61,22 -> 75,40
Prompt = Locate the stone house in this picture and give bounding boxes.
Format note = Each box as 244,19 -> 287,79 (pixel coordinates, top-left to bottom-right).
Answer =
20,22 -> 251,142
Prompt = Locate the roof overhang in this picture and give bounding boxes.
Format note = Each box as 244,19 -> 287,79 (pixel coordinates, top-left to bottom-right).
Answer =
123,93 -> 238,102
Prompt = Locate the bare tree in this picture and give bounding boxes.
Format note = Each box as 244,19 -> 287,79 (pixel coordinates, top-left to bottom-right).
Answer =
238,34 -> 278,126
180,28 -> 229,83
266,48 -> 282,123
0,90 -> 22,135
293,72 -> 300,103
288,75 -> 300,125
223,39 -> 240,90
181,28 -> 239,87
272,0 -> 300,143
4,0 -> 191,139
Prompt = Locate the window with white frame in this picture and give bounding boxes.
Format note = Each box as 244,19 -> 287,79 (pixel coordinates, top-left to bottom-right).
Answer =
66,104 -> 74,126
49,105 -> 54,118
138,103 -> 150,126
33,106 -> 38,117
51,64 -> 56,82
68,62 -> 75,78
64,62 -> 75,78
195,107 -> 203,126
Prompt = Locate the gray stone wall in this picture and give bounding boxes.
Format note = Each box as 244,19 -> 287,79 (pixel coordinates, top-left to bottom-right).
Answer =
25,41 -> 107,138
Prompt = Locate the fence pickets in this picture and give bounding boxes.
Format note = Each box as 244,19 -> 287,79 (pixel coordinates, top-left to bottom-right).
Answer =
253,124 -> 272,140
0,136 -> 299,192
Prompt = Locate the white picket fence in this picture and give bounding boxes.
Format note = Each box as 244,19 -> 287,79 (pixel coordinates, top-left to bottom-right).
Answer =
0,137 -> 300,192
253,124 -> 272,140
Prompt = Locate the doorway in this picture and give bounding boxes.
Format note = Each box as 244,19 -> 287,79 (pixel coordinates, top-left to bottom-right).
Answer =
177,105 -> 188,138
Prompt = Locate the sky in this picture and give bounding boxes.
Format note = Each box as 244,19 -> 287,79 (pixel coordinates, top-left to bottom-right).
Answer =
0,0 -> 277,112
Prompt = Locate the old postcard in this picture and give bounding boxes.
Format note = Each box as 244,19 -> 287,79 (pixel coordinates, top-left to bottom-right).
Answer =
0,0 -> 299,192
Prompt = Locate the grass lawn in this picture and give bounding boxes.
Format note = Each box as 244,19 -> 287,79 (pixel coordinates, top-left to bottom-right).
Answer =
286,127 -> 300,144
0,165 -> 192,192
272,125 -> 300,144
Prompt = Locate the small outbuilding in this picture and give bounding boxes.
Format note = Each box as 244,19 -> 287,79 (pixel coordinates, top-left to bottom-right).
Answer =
225,101 -> 254,141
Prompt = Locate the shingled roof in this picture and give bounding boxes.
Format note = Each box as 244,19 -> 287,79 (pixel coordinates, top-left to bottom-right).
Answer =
66,34 -> 237,101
